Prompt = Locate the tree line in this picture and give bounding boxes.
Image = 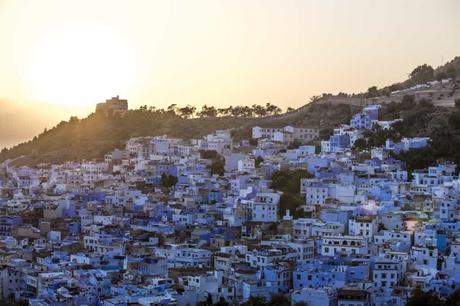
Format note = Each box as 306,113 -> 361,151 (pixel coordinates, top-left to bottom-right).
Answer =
137,102 -> 286,119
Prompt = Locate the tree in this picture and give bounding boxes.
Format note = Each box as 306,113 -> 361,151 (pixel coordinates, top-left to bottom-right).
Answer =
401,94 -> 416,109
366,86 -> 379,98
435,71 -> 448,81
206,293 -> 213,306
213,297 -> 229,306
167,104 -> 177,115
69,116 -> 79,123
319,128 -> 333,140
309,95 -> 321,103
241,297 -> 267,306
178,105 -> 196,118
252,104 -> 267,117
406,288 -> 443,306
409,64 -> 434,85
242,106 -> 254,117
287,140 -> 302,150
217,108 -> 227,116
418,98 -> 433,108
271,169 -> 312,217
200,150 -> 219,159
286,107 -> 295,112
204,152 -> 225,176
353,138 -> 368,151
445,288 -> 460,306
198,105 -> 218,118
210,158 -> 225,176
265,103 -> 282,116
229,106 -> 243,117
218,106 -> 233,117
268,294 -> 290,306
454,98 -> 460,108
255,156 -> 264,168
160,174 -> 178,188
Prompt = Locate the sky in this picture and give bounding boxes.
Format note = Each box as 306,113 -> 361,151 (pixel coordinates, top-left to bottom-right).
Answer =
0,0 -> 460,148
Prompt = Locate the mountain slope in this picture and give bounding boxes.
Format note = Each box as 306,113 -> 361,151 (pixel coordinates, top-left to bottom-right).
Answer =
1,56 -> 460,166
0,102 -> 361,165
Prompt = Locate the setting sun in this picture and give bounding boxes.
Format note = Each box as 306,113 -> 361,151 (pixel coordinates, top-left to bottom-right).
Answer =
20,23 -> 138,106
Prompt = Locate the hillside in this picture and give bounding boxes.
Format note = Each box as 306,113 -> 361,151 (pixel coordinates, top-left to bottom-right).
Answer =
0,102 -> 361,166
359,98 -> 460,173
1,56 -> 460,166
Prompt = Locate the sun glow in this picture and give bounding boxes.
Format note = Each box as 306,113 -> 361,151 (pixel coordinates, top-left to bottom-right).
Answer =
21,23 -> 138,107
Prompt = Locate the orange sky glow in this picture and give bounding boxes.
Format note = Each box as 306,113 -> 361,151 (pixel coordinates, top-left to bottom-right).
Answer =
0,0 -> 459,147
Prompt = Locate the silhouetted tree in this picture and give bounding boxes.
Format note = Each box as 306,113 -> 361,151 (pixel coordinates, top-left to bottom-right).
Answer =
252,104 -> 267,117
406,288 -> 443,306
409,64 -> 434,85
366,86 -> 379,98
178,105 -> 196,118
309,95 -> 321,103
167,104 -> 177,115
198,105 -> 218,117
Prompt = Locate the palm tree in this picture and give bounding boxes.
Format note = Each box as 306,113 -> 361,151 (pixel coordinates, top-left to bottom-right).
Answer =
198,105 -> 218,117
265,103 -> 281,116
309,95 -> 321,103
252,104 -> 266,117
178,105 -> 196,118
217,107 -> 228,116
167,104 -> 177,115
219,106 -> 233,117
231,106 -> 244,117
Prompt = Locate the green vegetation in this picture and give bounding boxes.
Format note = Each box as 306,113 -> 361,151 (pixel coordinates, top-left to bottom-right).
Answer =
255,156 -> 264,168
455,98 -> 460,107
409,64 -> 435,85
210,155 -> 225,176
159,102 -> 284,118
353,124 -> 403,152
239,294 -> 291,306
199,150 -> 226,176
7,57 -> 459,166
160,174 -> 178,188
200,150 -> 220,159
138,102 -> 284,119
352,96 -> 460,173
0,99 -> 348,166
406,288 -> 460,306
270,169 -> 312,217
393,104 -> 460,173
359,57 -> 460,98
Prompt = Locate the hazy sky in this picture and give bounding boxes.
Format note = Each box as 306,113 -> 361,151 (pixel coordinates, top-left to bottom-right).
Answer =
0,0 -> 460,147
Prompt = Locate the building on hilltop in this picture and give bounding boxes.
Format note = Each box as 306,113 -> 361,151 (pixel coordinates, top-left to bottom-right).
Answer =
95,96 -> 128,117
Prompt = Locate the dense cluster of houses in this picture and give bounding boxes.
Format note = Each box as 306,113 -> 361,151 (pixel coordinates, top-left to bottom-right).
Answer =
0,103 -> 459,306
